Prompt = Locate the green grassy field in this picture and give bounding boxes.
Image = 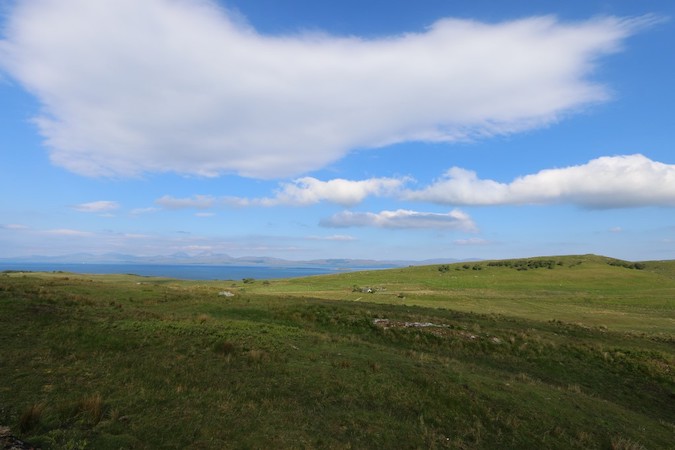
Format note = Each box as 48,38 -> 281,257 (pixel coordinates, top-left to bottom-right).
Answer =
1,255 -> 673,449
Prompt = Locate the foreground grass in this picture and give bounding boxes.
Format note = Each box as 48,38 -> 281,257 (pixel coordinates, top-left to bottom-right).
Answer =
0,255 -> 673,449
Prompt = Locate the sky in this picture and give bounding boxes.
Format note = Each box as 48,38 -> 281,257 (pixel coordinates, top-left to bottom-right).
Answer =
0,0 -> 674,262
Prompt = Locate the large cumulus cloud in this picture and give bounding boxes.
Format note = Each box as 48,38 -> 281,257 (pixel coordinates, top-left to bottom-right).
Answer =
0,0 -> 657,178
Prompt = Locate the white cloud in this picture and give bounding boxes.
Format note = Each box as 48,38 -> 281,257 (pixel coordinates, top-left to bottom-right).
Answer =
0,0 -> 656,178
306,234 -> 357,242
405,154 -> 675,208
122,233 -> 151,239
234,176 -> 406,206
155,195 -> 215,209
262,176 -> 406,206
72,200 -> 119,213
321,209 -> 477,231
157,176 -> 406,209
44,228 -> 93,237
1,223 -> 29,230
130,207 -> 160,215
454,237 -> 490,245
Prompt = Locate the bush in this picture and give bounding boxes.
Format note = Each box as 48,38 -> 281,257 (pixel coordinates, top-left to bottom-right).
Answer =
607,260 -> 646,270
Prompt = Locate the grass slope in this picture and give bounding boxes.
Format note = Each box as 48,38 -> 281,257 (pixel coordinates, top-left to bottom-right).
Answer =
0,254 -> 673,449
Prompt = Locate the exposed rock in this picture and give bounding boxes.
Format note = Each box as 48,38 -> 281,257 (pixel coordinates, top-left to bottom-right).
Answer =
0,426 -> 40,450
372,318 -> 490,341
372,318 -> 446,328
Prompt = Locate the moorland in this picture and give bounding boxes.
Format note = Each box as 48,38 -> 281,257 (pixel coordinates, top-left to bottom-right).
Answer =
0,254 -> 673,449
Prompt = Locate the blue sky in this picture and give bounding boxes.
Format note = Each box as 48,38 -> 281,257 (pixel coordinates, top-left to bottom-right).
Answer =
1,0 -> 674,262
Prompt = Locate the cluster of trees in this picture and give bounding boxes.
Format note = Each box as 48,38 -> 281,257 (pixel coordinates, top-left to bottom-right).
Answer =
487,259 -> 563,271
437,259 -> 566,273
438,263 -> 482,272
606,260 -> 646,270
437,258 -> 646,273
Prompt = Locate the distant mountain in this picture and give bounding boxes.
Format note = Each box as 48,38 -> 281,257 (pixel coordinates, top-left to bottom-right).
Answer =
0,252 -> 470,268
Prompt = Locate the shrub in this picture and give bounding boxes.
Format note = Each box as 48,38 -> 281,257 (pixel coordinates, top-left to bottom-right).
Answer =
607,260 -> 646,270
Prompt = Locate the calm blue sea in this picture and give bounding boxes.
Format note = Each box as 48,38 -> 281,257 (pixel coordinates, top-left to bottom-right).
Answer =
0,262 -> 344,280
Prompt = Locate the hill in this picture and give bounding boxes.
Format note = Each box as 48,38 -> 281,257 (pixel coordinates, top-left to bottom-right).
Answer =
0,254 -> 673,449
246,254 -> 674,334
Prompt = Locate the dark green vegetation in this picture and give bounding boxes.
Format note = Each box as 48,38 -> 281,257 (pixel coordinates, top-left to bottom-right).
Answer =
0,255 -> 673,449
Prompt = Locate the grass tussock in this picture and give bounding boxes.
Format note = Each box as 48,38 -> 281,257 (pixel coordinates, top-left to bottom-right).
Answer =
213,340 -> 236,356
245,349 -> 269,365
196,313 -> 211,324
78,393 -> 104,426
19,402 -> 45,433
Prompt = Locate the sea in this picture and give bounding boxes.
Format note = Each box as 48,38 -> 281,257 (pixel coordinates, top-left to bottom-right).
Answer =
0,262 -> 353,280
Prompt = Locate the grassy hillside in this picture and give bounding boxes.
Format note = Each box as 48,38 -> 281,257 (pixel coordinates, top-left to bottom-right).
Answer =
0,255 -> 673,449
249,254 -> 674,334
